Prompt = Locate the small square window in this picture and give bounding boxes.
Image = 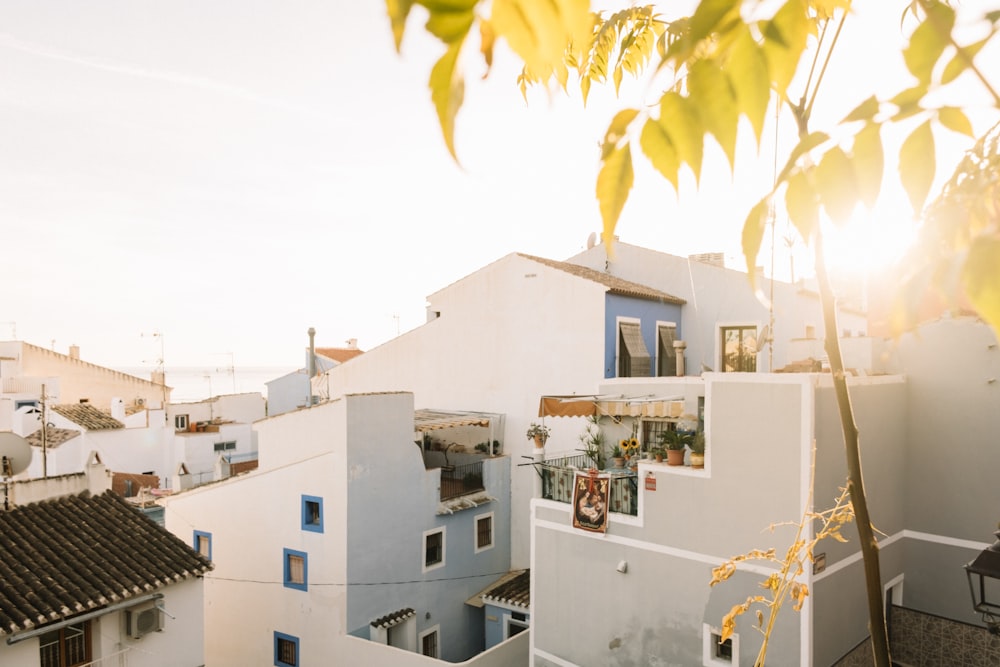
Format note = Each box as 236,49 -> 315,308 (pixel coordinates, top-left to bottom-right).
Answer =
193,530 -> 212,561
283,549 -> 308,591
420,629 -> 439,658
213,441 -> 236,452
175,414 -> 189,431
274,631 -> 299,667
703,623 -> 738,666
301,495 -> 323,533
423,529 -> 445,571
475,513 -> 494,553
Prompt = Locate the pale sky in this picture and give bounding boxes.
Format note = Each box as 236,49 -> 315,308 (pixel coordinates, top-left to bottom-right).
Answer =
2,1 -> 993,372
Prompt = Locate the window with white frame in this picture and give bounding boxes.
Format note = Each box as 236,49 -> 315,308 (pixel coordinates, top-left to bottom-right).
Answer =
618,320 -> 651,377
175,414 -> 189,431
474,512 -> 494,553
703,623 -> 738,666
419,627 -> 440,658
423,528 -> 445,571
657,323 -> 678,377
720,325 -> 758,372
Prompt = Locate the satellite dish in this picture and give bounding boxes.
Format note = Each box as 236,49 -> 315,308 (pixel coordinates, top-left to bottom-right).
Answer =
755,325 -> 772,352
586,232 -> 597,249
0,432 -> 32,476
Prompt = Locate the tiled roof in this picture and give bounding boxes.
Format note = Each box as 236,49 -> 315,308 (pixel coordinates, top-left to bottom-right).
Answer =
519,254 -> 686,305
51,404 -> 124,431
24,427 -> 80,449
0,490 -> 212,636
482,569 -> 530,609
316,347 -> 364,364
370,607 -> 415,628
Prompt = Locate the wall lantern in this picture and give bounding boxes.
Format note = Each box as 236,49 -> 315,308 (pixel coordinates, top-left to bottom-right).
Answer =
964,529 -> 1000,634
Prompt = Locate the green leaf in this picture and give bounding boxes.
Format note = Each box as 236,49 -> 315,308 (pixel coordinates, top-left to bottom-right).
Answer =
963,236 -> 1000,340
742,198 -> 771,290
491,0 -> 591,81
942,37 -> 988,84
815,146 -> 858,225
852,122 -> 884,208
843,96 -> 880,123
898,120 -> 935,215
729,25 -> 771,144
784,168 -> 819,242
761,0 -> 810,99
597,142 -> 634,246
639,117 -> 681,191
425,9 -> 475,43
429,38 -> 466,161
418,0 -> 478,12
689,0 -> 740,44
658,91 -> 704,183
386,0 -> 415,52
938,106 -> 974,138
688,59 -> 738,169
902,2 -> 954,84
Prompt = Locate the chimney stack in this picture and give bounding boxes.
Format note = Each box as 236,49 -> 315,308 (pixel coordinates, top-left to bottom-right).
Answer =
68,344 -> 80,360
346,338 -> 358,349
308,328 -> 316,378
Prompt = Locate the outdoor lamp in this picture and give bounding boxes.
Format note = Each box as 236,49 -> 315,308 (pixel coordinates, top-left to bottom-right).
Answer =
965,529 -> 1000,634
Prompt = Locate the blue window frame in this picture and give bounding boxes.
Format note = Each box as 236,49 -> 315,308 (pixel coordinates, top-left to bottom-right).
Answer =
283,548 -> 308,591
193,530 -> 212,561
274,631 -> 300,667
301,494 -> 323,533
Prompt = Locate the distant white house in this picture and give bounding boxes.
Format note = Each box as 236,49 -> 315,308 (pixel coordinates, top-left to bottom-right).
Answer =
266,336 -> 364,416
162,391 -> 521,666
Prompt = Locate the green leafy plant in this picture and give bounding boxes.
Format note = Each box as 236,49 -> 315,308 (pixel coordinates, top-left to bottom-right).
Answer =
689,431 -> 706,456
660,429 -> 694,451
610,442 -> 623,458
578,415 -> 607,469
526,422 -> 551,442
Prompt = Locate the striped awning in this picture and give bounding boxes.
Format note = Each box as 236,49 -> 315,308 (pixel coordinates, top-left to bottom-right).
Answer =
538,395 -> 684,419
414,409 -> 496,432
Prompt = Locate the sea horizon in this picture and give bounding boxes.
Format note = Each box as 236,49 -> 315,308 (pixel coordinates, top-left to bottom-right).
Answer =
114,365 -> 300,403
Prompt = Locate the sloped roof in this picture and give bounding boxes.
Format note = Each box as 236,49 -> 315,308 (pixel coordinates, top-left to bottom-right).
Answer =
51,404 -> 124,430
316,347 -> 364,364
519,254 -> 686,305
24,427 -> 81,449
370,607 -> 415,629
0,490 -> 212,636
482,569 -> 530,609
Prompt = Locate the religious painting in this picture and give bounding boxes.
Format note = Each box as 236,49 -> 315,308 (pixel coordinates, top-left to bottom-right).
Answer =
572,471 -> 609,533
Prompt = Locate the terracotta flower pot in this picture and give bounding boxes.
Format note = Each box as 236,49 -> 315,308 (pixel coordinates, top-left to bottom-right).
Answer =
666,449 -> 685,466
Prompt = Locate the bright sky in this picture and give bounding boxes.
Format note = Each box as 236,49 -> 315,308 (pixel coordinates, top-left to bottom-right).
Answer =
2,1 -> 993,371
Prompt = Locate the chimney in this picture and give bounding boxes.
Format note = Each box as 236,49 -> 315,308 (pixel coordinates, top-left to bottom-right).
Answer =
151,370 -> 165,386
308,328 -> 316,378
346,338 -> 358,349
110,397 -> 125,421
68,344 -> 80,360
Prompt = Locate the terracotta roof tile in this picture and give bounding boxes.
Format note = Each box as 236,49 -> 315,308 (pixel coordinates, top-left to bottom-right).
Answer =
518,254 -> 686,305
370,607 -> 415,628
0,490 -> 212,636
51,404 -> 124,431
482,569 -> 530,609
315,347 -> 364,364
24,427 -> 81,449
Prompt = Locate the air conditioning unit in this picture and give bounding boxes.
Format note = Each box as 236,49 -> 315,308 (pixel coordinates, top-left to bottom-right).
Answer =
135,397 -> 146,407
124,602 -> 161,639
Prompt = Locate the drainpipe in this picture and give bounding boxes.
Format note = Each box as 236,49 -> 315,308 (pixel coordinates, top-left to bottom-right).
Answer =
307,327 -> 316,407
533,440 -> 544,499
673,340 -> 687,376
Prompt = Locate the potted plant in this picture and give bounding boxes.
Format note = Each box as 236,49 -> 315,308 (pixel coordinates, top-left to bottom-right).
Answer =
689,432 -> 706,469
610,442 -> 625,468
660,429 -> 693,466
527,422 -> 551,448
578,415 -> 606,470
652,446 -> 665,463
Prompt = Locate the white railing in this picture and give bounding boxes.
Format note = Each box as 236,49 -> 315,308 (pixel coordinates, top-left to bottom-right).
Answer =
79,648 -> 132,667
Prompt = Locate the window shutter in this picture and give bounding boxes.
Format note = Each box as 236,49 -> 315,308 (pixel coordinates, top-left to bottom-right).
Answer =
619,322 -> 651,377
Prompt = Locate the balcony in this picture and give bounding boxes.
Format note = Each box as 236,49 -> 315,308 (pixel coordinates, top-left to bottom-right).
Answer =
440,461 -> 485,501
540,454 -> 637,516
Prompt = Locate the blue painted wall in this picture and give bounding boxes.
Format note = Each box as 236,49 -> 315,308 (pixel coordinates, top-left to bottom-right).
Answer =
603,294 -> 683,378
484,603 -> 530,650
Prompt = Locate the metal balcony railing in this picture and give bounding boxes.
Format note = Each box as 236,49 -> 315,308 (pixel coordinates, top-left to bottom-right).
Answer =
440,461 -> 485,501
540,455 -> 638,516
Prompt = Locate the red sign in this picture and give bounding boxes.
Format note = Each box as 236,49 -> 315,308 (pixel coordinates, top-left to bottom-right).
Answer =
644,475 -> 656,491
